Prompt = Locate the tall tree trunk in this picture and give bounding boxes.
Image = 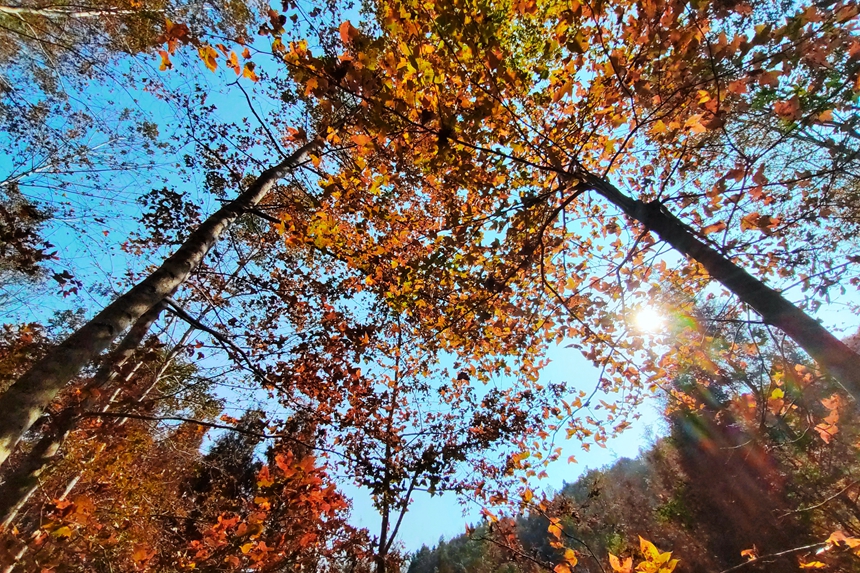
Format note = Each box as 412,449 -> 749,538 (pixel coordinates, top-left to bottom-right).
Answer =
0,301 -> 166,527
0,137 -> 322,467
0,6 -> 152,18
586,174 -> 860,400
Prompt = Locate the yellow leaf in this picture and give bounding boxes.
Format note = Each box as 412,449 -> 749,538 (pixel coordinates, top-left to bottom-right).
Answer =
770,388 -> 785,400
799,561 -> 827,569
523,488 -> 534,503
640,536 -> 660,560
351,134 -> 372,147
548,521 -> 563,540
554,564 -> 571,573
651,119 -> 667,134
198,45 -> 218,72
243,62 -> 259,82
564,548 -> 578,566
52,525 -> 74,539
240,542 -> 254,554
226,51 -> 240,75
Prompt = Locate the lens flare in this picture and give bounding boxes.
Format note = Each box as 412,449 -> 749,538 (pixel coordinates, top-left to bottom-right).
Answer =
635,306 -> 666,333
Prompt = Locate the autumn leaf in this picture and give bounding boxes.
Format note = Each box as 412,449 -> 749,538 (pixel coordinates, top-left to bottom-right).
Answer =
740,213 -> 780,233
257,465 -> 274,487
774,98 -> 801,121
553,80 -> 573,103
198,45 -> 219,72
243,62 -> 259,82
826,530 -> 860,549
702,221 -> 727,235
727,79 -> 747,95
131,543 -> 155,563
157,50 -> 172,71
609,553 -> 633,573
339,20 -> 358,45
226,51 -> 240,75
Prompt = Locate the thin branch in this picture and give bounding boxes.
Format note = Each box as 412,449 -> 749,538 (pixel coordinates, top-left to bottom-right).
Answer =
82,411 -> 353,461
778,481 -> 859,518
718,542 -> 828,573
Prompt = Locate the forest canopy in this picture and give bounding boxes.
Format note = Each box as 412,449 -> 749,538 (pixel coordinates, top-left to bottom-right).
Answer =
1,0 -> 860,570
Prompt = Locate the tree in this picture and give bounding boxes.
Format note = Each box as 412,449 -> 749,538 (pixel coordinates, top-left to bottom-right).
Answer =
280,0 -> 860,408
0,134 -> 325,466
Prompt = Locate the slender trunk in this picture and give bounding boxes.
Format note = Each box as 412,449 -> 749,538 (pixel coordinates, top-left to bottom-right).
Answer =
0,5 -> 154,18
0,301 -> 166,527
0,322 -> 194,572
587,175 -> 860,400
0,138 -> 321,467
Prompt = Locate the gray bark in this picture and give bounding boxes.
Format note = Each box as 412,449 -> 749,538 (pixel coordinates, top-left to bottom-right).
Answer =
586,174 -> 860,401
0,138 -> 321,467
0,300 -> 166,527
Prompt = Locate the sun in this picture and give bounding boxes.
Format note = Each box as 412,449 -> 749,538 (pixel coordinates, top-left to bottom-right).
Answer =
634,306 -> 666,333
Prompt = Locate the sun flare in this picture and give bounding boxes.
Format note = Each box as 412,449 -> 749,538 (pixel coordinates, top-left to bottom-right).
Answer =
635,306 -> 666,333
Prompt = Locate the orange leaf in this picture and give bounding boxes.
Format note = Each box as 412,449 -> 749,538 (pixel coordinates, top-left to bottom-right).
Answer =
702,221 -> 727,235
552,80 -> 573,103
157,50 -> 172,71
256,465 -> 274,487
243,62 -> 259,82
609,553 -> 632,573
227,51 -> 240,75
339,20 -> 358,45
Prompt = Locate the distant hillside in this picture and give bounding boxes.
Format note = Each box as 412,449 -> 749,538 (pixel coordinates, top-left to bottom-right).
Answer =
408,401 -> 860,573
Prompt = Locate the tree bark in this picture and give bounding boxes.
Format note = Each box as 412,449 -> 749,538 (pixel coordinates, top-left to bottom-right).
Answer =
0,5 -> 151,18
0,300 -> 166,527
0,138 -> 322,467
586,174 -> 860,400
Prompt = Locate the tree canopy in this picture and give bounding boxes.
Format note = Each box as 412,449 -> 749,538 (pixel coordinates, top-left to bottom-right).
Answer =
1,0 -> 860,571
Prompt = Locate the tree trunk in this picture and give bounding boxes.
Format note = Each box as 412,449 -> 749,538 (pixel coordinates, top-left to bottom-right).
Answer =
587,174 -> 860,400
0,6 -> 152,18
0,138 -> 322,467
0,300 -> 166,527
